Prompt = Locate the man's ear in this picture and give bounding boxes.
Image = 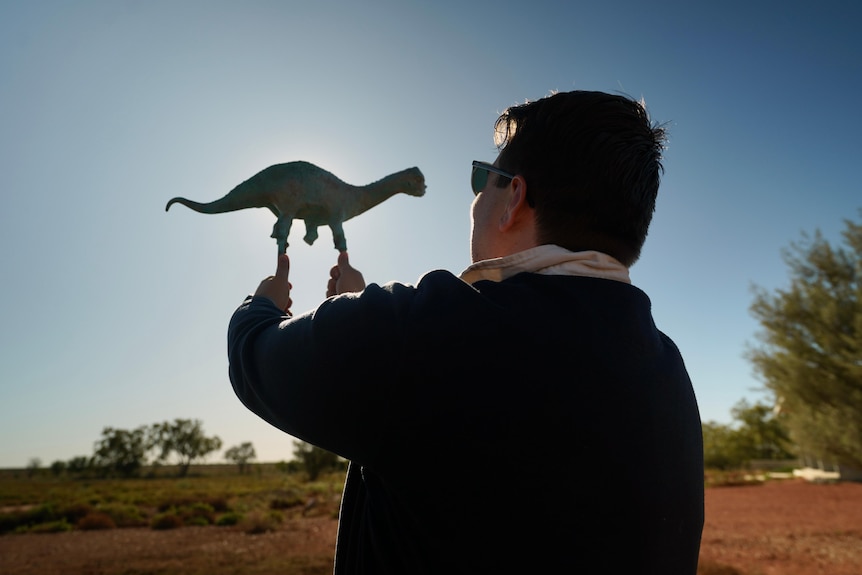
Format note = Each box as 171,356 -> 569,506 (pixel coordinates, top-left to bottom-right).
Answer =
499,175 -> 531,231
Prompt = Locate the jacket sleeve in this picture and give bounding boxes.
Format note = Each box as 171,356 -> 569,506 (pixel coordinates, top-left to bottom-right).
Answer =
227,284 -> 413,464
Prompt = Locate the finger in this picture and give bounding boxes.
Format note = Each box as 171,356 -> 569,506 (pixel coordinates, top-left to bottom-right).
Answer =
274,253 -> 290,281
338,251 -> 350,269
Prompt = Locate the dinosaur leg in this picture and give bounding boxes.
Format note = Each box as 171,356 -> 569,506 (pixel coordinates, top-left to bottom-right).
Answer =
303,221 -> 319,246
330,221 -> 347,252
271,216 -> 293,254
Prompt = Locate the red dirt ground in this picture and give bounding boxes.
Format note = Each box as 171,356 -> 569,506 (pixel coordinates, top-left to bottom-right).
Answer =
698,479 -> 862,575
0,479 -> 860,575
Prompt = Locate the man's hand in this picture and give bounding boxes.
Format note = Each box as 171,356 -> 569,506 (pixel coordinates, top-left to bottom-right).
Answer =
327,251 -> 366,297
255,254 -> 293,315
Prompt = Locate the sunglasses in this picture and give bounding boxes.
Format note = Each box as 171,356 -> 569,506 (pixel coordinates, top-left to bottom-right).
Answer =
471,161 -> 515,195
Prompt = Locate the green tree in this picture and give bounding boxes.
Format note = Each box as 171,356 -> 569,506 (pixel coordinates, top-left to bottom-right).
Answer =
151,419 -> 222,476
66,456 -> 91,475
26,457 -> 42,478
702,421 -> 739,470
224,441 -> 257,474
702,399 -> 795,470
748,214 -> 862,469
92,426 -> 150,477
292,440 -> 341,480
729,399 -> 794,461
49,460 -> 67,477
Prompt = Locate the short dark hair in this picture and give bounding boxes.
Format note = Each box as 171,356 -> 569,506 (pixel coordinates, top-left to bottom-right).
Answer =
494,90 -> 667,266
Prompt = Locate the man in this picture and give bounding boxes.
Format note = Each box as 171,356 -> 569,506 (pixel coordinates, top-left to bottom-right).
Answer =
228,90 -> 704,574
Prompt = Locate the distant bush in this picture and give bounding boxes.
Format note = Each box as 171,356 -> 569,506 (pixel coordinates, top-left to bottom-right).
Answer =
157,496 -> 228,514
275,460 -> 302,474
78,512 -> 117,530
151,511 -> 183,530
25,504 -> 57,525
59,502 -> 94,524
1,463 -> 346,535
242,510 -> 282,534
157,498 -> 192,512
30,519 -> 74,533
50,460 -> 67,477
270,493 -> 303,510
207,497 -> 230,512
0,510 -> 30,534
100,503 -> 148,527
216,511 -> 242,526
0,504 -> 59,534
0,512 -> 18,533
178,502 -> 215,525
186,515 -> 210,526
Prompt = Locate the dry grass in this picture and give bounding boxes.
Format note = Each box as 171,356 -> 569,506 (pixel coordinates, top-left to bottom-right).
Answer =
2,468 -> 861,575
0,465 -> 344,536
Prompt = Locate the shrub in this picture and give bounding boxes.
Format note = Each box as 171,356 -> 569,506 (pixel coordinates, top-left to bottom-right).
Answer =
275,460 -> 299,474
23,504 -> 58,526
156,496 -> 227,513
177,503 -> 215,525
99,503 -> 148,527
207,497 -> 230,513
30,519 -> 74,533
179,502 -> 215,525
270,495 -> 302,510
78,512 -> 117,530
0,511 -> 29,534
151,511 -> 183,530
152,513 -> 183,530
59,502 -> 94,524
0,502 -> 117,534
216,512 -> 242,526
186,516 -> 210,526
157,498 -> 191,512
241,510 -> 280,534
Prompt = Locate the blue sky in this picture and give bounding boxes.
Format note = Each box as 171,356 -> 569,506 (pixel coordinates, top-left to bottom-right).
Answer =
1,1 -> 860,468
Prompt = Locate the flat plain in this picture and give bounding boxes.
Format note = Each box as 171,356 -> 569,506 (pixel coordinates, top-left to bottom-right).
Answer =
1,476 -> 860,574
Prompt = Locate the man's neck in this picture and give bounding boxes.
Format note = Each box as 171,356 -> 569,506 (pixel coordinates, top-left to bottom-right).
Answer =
460,245 -> 631,285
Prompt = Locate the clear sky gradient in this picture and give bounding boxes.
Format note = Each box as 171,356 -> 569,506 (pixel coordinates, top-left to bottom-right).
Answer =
2,1 -> 860,468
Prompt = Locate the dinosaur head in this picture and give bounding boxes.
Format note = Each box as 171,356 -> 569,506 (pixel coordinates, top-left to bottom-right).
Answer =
400,167 -> 426,197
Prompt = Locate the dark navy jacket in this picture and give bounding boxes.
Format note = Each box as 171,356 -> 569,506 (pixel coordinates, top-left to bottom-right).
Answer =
228,269 -> 704,574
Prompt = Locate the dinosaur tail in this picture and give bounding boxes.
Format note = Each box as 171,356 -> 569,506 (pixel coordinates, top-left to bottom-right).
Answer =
165,196 -> 245,214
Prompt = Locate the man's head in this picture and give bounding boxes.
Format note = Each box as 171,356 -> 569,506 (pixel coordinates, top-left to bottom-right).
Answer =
491,90 -> 667,267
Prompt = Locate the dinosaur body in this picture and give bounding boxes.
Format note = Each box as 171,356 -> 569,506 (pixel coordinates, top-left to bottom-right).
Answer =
166,161 -> 426,252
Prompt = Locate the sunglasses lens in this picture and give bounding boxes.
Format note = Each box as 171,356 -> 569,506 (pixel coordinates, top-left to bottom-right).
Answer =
471,167 -> 488,195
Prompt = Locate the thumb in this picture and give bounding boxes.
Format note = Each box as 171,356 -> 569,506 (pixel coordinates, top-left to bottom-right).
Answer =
338,251 -> 351,269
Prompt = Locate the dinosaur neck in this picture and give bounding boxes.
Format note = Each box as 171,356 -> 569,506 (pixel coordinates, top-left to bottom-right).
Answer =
346,170 -> 411,219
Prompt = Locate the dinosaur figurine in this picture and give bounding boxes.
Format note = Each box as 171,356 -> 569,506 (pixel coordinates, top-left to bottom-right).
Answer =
166,161 -> 426,253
